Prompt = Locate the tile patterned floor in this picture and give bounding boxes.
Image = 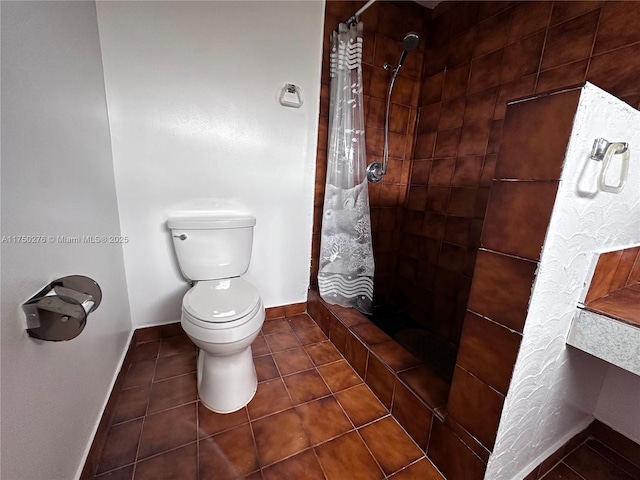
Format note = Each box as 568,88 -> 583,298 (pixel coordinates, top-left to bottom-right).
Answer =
542,437 -> 640,480
93,313 -> 445,480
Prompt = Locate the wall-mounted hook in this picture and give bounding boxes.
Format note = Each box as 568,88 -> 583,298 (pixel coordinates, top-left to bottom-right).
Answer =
590,137 -> 630,194
279,84 -> 303,108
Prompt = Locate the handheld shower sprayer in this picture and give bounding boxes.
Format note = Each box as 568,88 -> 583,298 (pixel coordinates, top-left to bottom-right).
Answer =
367,32 -> 420,183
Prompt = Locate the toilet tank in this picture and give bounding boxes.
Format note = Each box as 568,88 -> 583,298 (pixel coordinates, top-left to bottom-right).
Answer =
167,204 -> 256,281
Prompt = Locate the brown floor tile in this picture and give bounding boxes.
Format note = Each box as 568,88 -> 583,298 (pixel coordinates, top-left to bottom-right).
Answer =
370,341 -> 421,372
247,378 -> 293,420
272,347 -> 314,376
264,331 -> 301,352
315,431 -> 384,480
132,341 -> 160,363
543,462 -> 583,480
287,313 -> 317,331
318,359 -> 363,393
148,373 -> 197,414
283,369 -> 331,405
133,443 -> 197,480
96,419 -> 143,475
261,450 -> 325,480
352,323 -> 392,346
398,365 -> 449,409
199,423 -> 259,480
564,443 -> 634,480
138,403 -> 197,460
158,335 -> 195,358
94,464 -> 134,480
197,402 -> 248,439
296,396 -> 353,445
590,420 -> 640,470
154,352 -> 196,382
336,384 -> 388,428
293,325 -> 328,345
252,409 -> 311,467
586,439 -> 640,479
96,300 -> 470,480
254,355 -> 280,382
332,306 -> 370,327
112,385 -> 150,425
159,322 -> 184,339
262,318 -> 294,336
251,336 -> 270,357
304,341 -> 342,366
359,416 -> 423,476
388,458 -> 444,479
245,471 -> 263,480
123,359 -> 156,389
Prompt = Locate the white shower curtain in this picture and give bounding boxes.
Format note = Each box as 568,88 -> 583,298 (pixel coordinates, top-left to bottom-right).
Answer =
318,21 -> 375,314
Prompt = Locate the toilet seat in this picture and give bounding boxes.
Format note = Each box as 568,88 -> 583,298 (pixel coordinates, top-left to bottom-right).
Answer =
182,278 -> 261,330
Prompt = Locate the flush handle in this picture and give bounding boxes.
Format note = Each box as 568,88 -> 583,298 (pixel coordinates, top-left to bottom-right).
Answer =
173,233 -> 187,241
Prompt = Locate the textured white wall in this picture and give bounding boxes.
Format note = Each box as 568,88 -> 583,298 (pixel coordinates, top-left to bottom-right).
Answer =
96,1 -> 325,327
486,83 -> 640,480
0,2 -> 132,479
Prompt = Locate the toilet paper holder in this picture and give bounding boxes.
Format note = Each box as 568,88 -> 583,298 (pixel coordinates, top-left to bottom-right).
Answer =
22,275 -> 102,341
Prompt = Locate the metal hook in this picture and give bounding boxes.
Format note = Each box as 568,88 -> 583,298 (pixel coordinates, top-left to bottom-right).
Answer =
590,137 -> 628,162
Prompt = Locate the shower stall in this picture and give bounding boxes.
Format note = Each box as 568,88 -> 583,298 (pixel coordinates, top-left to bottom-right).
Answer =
313,1 -> 462,385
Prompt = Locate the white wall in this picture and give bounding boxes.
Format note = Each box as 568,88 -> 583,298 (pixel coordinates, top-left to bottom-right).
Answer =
486,83 -> 640,480
0,2 -> 132,479
595,365 -> 640,442
96,1 -> 325,327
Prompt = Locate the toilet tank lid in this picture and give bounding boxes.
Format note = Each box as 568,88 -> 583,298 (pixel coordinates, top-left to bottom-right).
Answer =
167,215 -> 255,230
167,199 -> 255,229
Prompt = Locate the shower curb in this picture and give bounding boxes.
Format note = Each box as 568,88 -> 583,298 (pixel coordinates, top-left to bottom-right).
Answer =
307,287 -> 449,452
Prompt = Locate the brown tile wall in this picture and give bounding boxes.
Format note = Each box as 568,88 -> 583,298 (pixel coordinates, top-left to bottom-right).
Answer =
400,0 -> 640,350
312,3 -> 640,477
585,246 -> 640,303
427,87 -> 584,479
312,1 -> 429,303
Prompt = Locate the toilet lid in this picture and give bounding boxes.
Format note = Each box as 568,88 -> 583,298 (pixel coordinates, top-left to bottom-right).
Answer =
183,278 -> 260,323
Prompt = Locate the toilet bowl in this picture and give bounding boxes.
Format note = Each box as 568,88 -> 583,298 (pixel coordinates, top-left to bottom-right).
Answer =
181,278 -> 264,413
167,201 -> 265,413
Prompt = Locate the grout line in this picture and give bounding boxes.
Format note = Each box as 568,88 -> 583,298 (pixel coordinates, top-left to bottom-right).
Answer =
583,5 -> 604,85
532,2 -> 555,93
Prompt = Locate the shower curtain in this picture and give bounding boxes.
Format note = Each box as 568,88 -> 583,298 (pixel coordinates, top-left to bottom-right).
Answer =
318,21 -> 375,314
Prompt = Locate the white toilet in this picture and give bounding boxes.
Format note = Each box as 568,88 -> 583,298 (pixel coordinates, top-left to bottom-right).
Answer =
167,203 -> 265,414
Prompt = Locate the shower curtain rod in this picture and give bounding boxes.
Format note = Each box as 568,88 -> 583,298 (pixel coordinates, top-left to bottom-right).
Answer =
345,0 -> 376,25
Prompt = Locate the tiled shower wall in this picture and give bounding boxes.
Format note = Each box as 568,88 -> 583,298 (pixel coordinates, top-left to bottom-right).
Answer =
313,0 -> 640,345
397,0 -> 640,348
312,1 -> 429,303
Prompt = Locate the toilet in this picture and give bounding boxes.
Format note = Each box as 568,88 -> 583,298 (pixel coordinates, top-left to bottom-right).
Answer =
167,202 -> 265,414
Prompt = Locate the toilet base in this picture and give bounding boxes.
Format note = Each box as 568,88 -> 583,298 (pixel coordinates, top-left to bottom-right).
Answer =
197,346 -> 258,414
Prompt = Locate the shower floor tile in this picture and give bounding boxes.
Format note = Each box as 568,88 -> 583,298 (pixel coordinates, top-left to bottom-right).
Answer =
92,314 -> 444,480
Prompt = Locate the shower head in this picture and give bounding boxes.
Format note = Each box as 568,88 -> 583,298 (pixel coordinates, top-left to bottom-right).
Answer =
402,32 -> 420,52
396,32 -> 420,73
